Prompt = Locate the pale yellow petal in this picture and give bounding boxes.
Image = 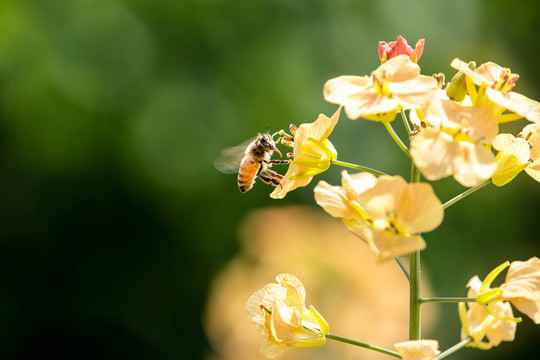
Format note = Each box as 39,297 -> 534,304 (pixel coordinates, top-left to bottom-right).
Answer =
475,62 -> 506,85
410,129 -> 456,181
276,273 -> 307,309
390,75 -> 438,110
485,301 -> 517,346
380,54 -> 420,83
270,163 -> 312,199
259,337 -> 287,359
501,257 -> 540,324
523,124 -> 540,181
323,75 -> 371,108
440,101 -> 498,142
304,107 -> 341,141
352,226 -> 426,264
486,88 -> 540,123
450,58 -> 492,86
453,142 -> 497,187
492,134 -> 530,163
344,92 -> 400,120
399,182 -> 443,233
462,276 -> 517,347
357,176 -> 407,222
314,180 -> 354,219
394,339 -> 440,360
246,283 -> 285,330
341,170 -> 377,199
270,300 -> 300,343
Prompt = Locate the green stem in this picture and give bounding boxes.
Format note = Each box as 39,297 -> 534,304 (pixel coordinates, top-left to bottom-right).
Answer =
384,121 -> 411,159
400,108 -> 412,134
326,333 -> 401,358
409,251 -> 421,340
435,337 -> 472,359
442,180 -> 491,210
330,159 -> 387,177
395,257 -> 410,282
419,297 -> 476,304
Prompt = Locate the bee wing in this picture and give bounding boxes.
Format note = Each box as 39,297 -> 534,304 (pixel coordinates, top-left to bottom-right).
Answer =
214,139 -> 252,174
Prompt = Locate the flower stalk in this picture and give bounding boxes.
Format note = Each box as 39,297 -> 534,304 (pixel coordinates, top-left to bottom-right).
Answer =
384,121 -> 411,158
326,333 -> 401,358
435,337 -> 473,359
330,159 -> 388,176
442,179 -> 492,209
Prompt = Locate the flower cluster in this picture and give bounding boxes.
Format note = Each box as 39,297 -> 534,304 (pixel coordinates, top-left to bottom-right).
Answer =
240,36 -> 540,359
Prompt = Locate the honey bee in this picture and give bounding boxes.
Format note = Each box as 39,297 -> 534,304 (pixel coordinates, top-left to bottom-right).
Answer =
215,128 -> 289,192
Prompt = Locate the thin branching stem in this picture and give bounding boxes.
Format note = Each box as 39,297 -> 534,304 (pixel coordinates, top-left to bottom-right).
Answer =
384,121 -> 411,159
395,257 -> 410,282
419,297 -> 476,304
326,333 -> 401,358
442,180 -> 491,210
400,108 -> 412,134
331,159 -> 387,176
435,337 -> 473,359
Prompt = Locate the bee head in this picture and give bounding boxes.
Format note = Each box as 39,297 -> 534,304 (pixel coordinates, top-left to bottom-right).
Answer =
258,129 -> 282,157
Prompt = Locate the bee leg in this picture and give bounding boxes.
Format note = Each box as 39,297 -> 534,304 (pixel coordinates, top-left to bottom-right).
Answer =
268,159 -> 290,165
258,172 -> 281,187
264,169 -> 283,181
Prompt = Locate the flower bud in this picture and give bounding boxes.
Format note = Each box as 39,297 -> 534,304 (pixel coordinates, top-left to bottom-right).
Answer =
446,61 -> 476,102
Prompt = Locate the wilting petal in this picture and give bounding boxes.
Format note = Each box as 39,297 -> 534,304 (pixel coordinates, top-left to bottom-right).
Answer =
260,339 -> 287,359
246,274 -> 329,358
247,283 -> 286,331
276,274 -> 307,310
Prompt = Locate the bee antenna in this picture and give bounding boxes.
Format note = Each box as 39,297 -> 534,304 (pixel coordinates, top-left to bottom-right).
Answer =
266,124 -> 270,133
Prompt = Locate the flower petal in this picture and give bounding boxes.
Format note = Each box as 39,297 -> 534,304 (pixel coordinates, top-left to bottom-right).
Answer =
399,182 -> 443,233
501,257 -> 540,324
351,226 -> 426,264
394,339 -> 440,360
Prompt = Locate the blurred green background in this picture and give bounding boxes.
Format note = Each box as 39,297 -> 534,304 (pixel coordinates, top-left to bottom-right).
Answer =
0,0 -> 539,359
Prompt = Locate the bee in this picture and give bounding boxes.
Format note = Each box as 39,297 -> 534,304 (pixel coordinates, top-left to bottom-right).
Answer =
215,128 -> 290,193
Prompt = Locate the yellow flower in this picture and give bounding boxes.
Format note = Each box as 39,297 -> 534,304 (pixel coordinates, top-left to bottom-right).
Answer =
323,55 -> 438,122
451,58 -> 540,123
314,171 -> 443,263
459,276 -> 517,350
521,123 -> 540,181
491,124 -> 540,186
246,274 -> 329,359
476,257 -> 540,324
270,108 -> 340,199
394,340 -> 440,360
410,98 -> 498,187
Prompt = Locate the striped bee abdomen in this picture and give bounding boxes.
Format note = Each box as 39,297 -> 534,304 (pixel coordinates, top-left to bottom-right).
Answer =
238,159 -> 261,193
